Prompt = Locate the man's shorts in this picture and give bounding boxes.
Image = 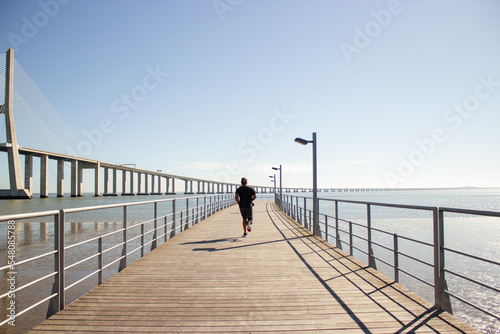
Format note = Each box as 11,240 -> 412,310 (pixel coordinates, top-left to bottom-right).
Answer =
239,207 -> 253,220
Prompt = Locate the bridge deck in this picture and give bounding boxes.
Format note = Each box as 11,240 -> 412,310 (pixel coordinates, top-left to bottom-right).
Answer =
28,201 -> 479,333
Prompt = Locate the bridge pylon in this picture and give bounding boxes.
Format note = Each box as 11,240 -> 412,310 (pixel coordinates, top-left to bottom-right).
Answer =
0,48 -> 32,199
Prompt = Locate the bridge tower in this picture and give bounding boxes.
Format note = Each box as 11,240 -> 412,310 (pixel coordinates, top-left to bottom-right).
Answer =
0,48 -> 31,198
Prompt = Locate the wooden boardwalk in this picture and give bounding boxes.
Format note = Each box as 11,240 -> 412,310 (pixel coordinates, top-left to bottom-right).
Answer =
28,201 -> 480,333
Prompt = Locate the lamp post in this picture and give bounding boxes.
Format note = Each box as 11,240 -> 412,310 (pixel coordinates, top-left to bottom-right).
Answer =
269,175 -> 276,194
294,132 -> 319,236
272,165 -> 282,208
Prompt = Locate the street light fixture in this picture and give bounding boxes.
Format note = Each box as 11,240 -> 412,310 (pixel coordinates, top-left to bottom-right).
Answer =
272,165 -> 282,208
294,132 -> 319,236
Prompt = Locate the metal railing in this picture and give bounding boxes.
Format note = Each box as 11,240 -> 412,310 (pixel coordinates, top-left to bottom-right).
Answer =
0,194 -> 235,327
278,193 -> 500,322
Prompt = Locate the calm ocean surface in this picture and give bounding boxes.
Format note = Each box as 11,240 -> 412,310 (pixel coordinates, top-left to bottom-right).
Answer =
0,188 -> 499,333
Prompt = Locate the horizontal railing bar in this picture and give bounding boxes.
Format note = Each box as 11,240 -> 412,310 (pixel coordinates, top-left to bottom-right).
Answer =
370,241 -> 393,253
445,289 -> 500,320
444,269 -> 500,293
398,268 -> 434,287
396,234 -> 433,247
0,211 -> 59,222
440,207 -> 500,217
398,252 -> 433,268
0,271 -> 56,299
102,242 -> 125,254
102,256 -> 125,270
126,246 -> 142,257
65,235 -> 100,250
352,245 -> 368,256
315,197 -> 437,211
65,253 -> 100,271
0,250 -> 57,270
127,234 -> 142,243
372,256 -> 393,268
443,247 -> 500,266
100,227 -> 125,239
65,269 -> 100,291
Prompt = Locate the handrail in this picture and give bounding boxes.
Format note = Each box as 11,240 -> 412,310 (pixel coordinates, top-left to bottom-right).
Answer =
0,193 -> 236,328
278,193 -> 500,324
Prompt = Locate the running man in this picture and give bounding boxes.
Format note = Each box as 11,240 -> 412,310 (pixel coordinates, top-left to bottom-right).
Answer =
235,177 -> 256,237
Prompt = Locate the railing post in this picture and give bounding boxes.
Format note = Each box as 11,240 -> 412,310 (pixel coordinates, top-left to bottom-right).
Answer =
335,200 -> 341,249
308,210 -> 312,232
141,223 -> 145,257
296,197 -> 299,222
304,198 -> 307,229
119,206 -> 127,271
58,210 -> 65,310
186,198 -> 189,229
196,197 -> 199,224
180,210 -> 183,232
172,199 -> 176,236
152,202 -> 157,250
349,221 -> 353,256
325,215 -> 328,243
164,215 -> 167,242
437,208 -> 453,313
434,208 -> 441,309
367,204 -> 376,269
47,213 -> 61,317
393,233 -> 399,283
98,236 -> 103,285
204,196 -> 207,220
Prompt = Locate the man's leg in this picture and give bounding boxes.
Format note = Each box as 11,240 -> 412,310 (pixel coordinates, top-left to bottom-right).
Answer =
242,218 -> 247,234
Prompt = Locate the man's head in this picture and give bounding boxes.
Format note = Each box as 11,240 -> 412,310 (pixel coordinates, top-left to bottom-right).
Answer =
241,177 -> 248,186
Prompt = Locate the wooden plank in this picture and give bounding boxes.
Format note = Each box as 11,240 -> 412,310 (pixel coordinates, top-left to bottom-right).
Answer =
28,201 -> 481,333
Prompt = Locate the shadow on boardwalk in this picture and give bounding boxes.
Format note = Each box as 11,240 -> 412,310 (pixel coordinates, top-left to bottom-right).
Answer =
28,201 -> 480,333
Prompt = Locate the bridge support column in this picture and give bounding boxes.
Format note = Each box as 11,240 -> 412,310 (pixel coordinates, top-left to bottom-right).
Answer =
157,175 -> 162,194
129,170 -> 134,195
144,174 -> 149,194
40,155 -> 48,198
151,174 -> 156,194
57,160 -> 64,197
184,180 -> 194,194
77,163 -> 83,196
25,154 -> 33,194
71,160 -> 78,197
122,170 -> 127,195
104,167 -> 109,194
112,168 -> 117,194
137,172 -> 142,194
94,161 -> 100,197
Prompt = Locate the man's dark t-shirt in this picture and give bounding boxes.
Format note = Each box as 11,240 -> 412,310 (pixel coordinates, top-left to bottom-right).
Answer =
236,186 -> 256,208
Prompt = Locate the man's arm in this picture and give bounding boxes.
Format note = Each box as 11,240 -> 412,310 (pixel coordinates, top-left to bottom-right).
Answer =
235,193 -> 240,205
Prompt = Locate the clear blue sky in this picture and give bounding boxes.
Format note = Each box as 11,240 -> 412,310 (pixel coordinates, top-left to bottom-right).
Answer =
1,0 -> 500,189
